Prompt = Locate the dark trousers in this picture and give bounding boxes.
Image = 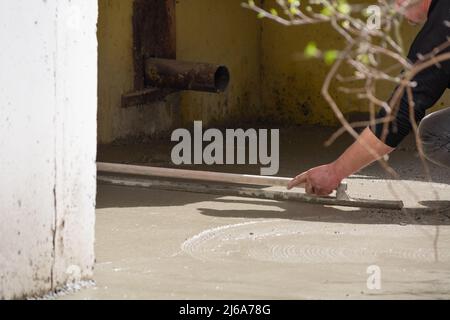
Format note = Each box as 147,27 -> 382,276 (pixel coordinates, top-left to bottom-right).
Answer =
419,107 -> 450,168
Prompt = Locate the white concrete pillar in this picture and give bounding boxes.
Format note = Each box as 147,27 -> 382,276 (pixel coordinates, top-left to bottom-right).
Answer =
0,0 -> 98,299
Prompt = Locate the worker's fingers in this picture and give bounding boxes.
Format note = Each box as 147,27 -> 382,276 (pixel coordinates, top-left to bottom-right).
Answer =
315,188 -> 332,197
287,172 -> 308,190
305,182 -> 316,195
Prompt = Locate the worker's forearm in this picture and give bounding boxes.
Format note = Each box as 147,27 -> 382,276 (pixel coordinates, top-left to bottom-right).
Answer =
332,128 -> 395,180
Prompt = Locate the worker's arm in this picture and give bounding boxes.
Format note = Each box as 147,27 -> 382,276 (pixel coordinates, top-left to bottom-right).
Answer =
287,128 -> 394,195
288,0 -> 449,196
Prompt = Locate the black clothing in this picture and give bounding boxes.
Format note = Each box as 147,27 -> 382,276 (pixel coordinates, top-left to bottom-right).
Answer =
373,0 -> 450,147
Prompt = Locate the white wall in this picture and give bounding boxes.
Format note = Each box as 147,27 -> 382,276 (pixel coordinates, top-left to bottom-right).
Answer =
0,0 -> 97,299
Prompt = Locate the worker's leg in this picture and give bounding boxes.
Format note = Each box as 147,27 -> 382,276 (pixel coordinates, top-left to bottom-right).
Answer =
419,107 -> 450,168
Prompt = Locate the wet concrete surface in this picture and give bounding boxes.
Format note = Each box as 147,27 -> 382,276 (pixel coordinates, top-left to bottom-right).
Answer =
63,126 -> 450,299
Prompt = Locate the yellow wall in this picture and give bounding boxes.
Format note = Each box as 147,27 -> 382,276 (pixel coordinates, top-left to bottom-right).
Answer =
97,0 -> 450,143
98,0 -> 180,144
176,0 -> 262,127
261,18 -> 347,125
260,0 -> 450,126
98,0 -> 261,144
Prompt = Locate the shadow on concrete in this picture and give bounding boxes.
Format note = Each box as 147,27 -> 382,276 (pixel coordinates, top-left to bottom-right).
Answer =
96,184 -> 450,226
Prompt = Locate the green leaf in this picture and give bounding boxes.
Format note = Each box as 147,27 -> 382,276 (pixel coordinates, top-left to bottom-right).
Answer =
341,20 -> 350,29
358,54 -> 370,65
320,6 -> 333,17
304,42 -> 319,58
290,7 -> 300,15
337,3 -> 351,15
324,50 -> 339,65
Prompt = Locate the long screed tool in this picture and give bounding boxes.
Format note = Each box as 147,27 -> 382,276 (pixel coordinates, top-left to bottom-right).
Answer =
97,162 -> 404,210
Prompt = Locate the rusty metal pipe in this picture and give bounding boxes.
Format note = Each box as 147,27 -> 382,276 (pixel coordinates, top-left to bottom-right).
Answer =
145,58 -> 230,93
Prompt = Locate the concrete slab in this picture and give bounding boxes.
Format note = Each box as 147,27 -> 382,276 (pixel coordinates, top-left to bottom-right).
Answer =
64,127 -> 450,300
62,176 -> 450,299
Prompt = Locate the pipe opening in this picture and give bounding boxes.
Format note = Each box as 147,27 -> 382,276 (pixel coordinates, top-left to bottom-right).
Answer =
214,66 -> 230,92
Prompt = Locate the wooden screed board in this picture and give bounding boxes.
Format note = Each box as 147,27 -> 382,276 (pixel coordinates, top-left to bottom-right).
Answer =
97,163 -> 405,210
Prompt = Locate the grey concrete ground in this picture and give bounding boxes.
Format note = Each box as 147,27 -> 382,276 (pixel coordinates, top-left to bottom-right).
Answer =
64,127 -> 450,299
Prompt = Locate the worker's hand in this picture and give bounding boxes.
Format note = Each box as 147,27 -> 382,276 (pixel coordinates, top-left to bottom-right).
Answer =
287,164 -> 343,196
